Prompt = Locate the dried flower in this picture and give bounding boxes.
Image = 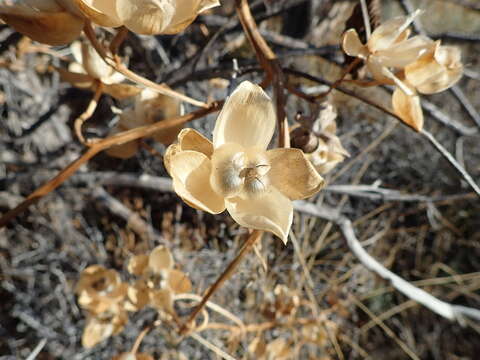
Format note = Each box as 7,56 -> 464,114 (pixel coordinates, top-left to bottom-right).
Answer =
291,103 -> 348,175
82,303 -> 128,348
0,0 -> 84,45
106,88 -> 182,159
57,41 -> 140,100
164,81 -> 325,243
248,337 -> 292,360
113,353 -> 154,360
261,284 -> 300,320
342,10 -> 432,84
126,246 -> 191,313
76,265 -> 128,314
70,0 -> 220,35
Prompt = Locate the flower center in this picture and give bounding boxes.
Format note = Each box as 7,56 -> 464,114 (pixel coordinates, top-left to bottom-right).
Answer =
210,144 -> 271,199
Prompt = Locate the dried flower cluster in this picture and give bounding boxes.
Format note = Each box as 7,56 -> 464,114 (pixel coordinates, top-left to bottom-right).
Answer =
291,103 -> 349,175
342,10 -> 463,131
76,246 -> 191,348
165,81 -> 325,243
0,0 -> 220,45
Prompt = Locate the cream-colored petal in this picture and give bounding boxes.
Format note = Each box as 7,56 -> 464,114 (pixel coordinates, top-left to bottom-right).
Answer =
148,245 -> 174,273
150,288 -> 174,312
163,0 -> 220,34
72,0 -> 122,27
368,10 -> 421,52
0,11 -> 83,46
169,150 -> 226,214
341,29 -> 367,59
213,81 -> 276,150
225,187 -> 293,244
0,0 -> 63,14
366,57 -> 394,84
127,254 -> 149,276
80,41 -> 112,80
168,269 -> 192,294
82,316 -> 114,348
375,35 -> 432,68
116,0 -> 175,35
392,86 -> 423,132
163,143 -> 181,175
126,282 -> 150,311
177,128 -> 214,158
267,148 -> 324,200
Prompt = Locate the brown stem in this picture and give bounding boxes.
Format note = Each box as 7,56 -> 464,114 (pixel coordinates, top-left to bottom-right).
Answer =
178,230 -> 263,335
109,26 -> 129,56
0,104 -> 222,228
74,80 -> 103,145
313,57 -> 362,100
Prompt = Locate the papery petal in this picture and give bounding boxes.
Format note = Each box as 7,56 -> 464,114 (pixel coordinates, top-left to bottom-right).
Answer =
169,150 -> 226,214
213,81 -> 275,150
375,35 -> 432,68
0,11 -> 83,46
366,57 -> 394,84
72,0 -> 122,27
168,269 -> 192,294
392,86 -> 423,131
116,0 -> 175,35
82,316 -> 115,348
267,148 -> 324,200
342,29 -> 368,59
125,281 -> 149,311
163,0 -> 220,34
163,143 -> 181,174
0,0 -> 63,14
127,254 -> 149,276
368,10 -> 421,52
80,41 -> 113,80
177,128 -> 214,158
148,245 -> 174,273
105,125 -> 140,159
225,187 -> 293,244
150,288 -> 174,312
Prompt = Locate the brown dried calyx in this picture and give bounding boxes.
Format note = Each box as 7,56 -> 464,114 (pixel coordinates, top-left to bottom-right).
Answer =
290,103 -> 349,175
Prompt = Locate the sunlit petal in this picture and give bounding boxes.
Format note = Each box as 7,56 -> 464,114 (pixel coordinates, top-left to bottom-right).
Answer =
72,0 -> 122,27
213,81 -> 276,150
375,35 -> 432,68
168,150 -> 226,214
392,86 -> 423,131
148,245 -> 174,273
342,29 -> 367,59
267,148 -> 324,200
225,187 -> 293,244
177,128 -> 214,158
168,269 -> 192,294
116,0 -> 175,35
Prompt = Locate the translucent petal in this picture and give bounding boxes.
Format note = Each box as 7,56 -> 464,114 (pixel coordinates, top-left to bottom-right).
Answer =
169,150 -> 226,214
225,187 -> 293,244
213,81 -> 275,150
116,0 -> 175,35
368,10 -> 421,52
168,269 -> 192,294
103,83 -> 142,100
267,148 -> 325,200
150,288 -> 174,312
375,35 -> 432,68
82,317 -> 114,348
392,86 -> 423,131
342,29 -> 367,59
0,0 -> 63,15
164,0 -> 220,34
72,0 -> 122,27
56,67 -> 94,89
125,281 -> 149,311
0,11 -> 83,46
177,128 -> 213,158
80,42 -> 112,80
148,245 -> 174,273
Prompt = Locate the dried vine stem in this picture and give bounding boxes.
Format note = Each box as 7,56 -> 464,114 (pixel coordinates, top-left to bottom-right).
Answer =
235,0 -> 289,147
83,22 -> 208,109
74,80 -> 103,145
0,104 -> 221,228
178,230 -> 263,335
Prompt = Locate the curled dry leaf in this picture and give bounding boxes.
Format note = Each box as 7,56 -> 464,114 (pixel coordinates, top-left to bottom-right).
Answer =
165,81 -> 325,243
106,88 -> 182,159
291,103 -> 349,175
0,0 -> 84,45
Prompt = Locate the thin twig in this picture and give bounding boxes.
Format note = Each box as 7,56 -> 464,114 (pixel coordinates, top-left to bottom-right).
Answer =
74,80 -> 103,145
